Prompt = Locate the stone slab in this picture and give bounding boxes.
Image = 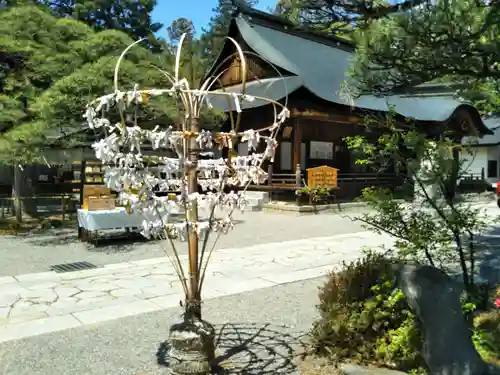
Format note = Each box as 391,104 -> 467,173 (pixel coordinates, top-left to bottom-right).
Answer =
46,296 -> 140,317
15,272 -> 61,283
0,276 -> 16,285
103,262 -> 136,270
147,295 -> 182,309
0,314 -> 82,343
6,311 -> 49,324
73,300 -> 162,325
261,265 -> 334,284
0,293 -> 20,308
130,257 -> 169,266
204,277 -> 278,296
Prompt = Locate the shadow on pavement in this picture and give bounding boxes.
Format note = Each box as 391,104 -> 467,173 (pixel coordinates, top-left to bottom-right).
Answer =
23,219 -> 245,250
474,226 -> 500,285
25,229 -> 150,249
156,322 -> 308,374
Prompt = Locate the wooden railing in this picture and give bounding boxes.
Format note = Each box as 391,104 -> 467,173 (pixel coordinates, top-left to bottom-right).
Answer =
337,172 -> 401,184
460,168 -> 485,181
0,193 -> 76,221
251,166 -> 403,191
266,164 -> 303,190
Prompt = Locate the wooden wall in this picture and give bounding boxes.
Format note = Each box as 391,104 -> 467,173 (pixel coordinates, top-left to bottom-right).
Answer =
214,36 -> 278,88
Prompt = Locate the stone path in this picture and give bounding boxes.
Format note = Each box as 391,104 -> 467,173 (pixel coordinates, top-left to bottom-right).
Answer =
0,277 -> 325,375
0,231 -> 395,344
0,209 -> 367,276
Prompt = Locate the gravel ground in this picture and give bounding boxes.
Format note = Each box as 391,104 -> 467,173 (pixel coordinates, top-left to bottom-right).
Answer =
0,277 -> 325,375
0,210 -> 365,276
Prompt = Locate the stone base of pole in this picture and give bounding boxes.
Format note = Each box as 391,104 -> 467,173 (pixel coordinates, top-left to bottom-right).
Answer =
167,317 -> 216,375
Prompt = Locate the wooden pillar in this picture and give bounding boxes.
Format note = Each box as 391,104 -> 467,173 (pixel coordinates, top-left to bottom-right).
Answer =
292,118 -> 302,173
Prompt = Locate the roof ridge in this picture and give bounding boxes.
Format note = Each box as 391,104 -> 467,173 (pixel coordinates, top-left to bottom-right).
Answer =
234,4 -> 356,52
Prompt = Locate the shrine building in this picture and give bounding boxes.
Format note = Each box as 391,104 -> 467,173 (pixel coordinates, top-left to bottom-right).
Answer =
204,4 -> 490,200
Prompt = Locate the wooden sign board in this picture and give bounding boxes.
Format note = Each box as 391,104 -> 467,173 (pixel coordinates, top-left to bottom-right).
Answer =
82,185 -> 112,210
87,196 -> 116,211
307,165 -> 338,188
83,185 -> 110,198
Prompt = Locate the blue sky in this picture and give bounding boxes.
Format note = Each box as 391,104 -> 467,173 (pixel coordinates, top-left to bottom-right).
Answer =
152,0 -> 277,39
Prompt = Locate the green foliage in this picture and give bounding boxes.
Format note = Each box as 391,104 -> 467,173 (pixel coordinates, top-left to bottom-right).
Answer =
347,0 -> 499,114
48,0 -> 163,51
166,18 -> 207,88
167,18 -> 195,43
199,0 -> 257,62
311,252 -> 500,372
273,0 -> 499,115
0,5 -> 179,164
0,94 -> 25,129
298,186 -> 332,204
473,311 -> 500,365
273,0 -> 355,39
356,187 -> 455,267
344,110 -> 489,291
310,252 -> 425,371
6,221 -> 21,233
39,218 -> 51,230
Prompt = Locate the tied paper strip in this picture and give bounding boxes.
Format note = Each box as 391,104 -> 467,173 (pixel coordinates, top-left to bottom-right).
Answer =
85,77 -> 289,240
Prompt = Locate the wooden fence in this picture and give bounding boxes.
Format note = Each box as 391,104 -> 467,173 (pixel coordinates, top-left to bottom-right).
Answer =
0,194 -> 77,222
247,164 -> 406,201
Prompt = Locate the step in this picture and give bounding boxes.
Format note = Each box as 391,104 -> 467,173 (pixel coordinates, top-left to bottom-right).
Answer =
244,191 -> 270,203
245,197 -> 262,207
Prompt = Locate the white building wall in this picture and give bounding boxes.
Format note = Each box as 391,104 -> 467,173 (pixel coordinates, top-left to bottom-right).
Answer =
460,146 -> 500,181
460,147 -> 487,177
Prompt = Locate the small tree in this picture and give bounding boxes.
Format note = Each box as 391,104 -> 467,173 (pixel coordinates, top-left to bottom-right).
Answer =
83,36 -> 289,374
345,110 -> 490,295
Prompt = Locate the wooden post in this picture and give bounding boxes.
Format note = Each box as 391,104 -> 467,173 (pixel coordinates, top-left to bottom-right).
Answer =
295,164 -> 301,187
61,195 -> 66,221
295,164 -> 301,205
267,163 -> 273,186
293,118 -> 302,173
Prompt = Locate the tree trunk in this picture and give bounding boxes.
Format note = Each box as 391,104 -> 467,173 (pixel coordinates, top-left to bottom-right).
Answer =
444,147 -> 460,202
13,164 -> 22,223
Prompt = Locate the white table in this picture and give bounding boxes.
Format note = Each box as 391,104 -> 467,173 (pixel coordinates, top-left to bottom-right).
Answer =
77,207 -> 145,231
77,208 -> 147,243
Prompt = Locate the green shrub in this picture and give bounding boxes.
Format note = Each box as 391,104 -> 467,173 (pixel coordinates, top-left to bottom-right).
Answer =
473,311 -> 500,365
7,222 -> 21,233
39,219 -> 52,230
310,252 -> 425,372
49,219 -> 63,228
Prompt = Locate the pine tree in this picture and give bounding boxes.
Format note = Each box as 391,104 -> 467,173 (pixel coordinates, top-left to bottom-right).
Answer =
273,0 -> 500,115
2,0 -> 164,51
199,0 -> 257,63
348,0 -> 500,115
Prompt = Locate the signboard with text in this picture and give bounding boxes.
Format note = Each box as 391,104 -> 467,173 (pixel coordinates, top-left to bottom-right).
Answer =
307,165 -> 338,188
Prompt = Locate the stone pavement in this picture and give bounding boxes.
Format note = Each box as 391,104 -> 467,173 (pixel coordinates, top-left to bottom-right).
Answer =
0,231 -> 395,344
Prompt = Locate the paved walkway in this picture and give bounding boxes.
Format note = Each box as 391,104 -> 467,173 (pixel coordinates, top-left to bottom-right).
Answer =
0,278 -> 325,375
0,210 -> 367,276
0,231 -> 394,343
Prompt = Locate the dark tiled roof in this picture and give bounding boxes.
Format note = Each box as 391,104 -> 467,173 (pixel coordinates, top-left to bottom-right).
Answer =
216,7 -> 489,133
463,117 -> 500,146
